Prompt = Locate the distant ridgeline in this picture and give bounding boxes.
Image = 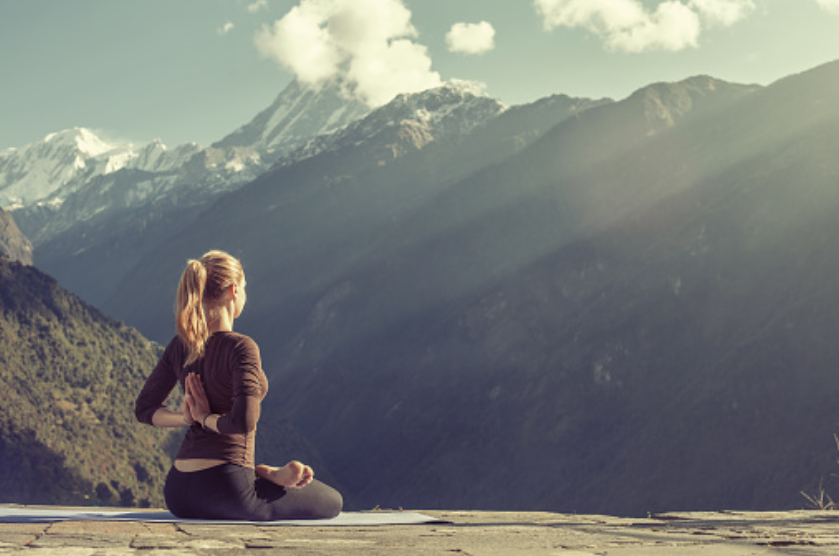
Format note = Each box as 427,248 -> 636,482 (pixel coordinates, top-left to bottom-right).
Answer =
0,255 -> 177,507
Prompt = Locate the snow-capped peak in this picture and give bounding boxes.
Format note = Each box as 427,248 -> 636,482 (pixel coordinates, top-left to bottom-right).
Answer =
43,127 -> 117,158
213,78 -> 371,157
277,81 -> 508,167
0,128 -> 203,210
0,128 -> 118,209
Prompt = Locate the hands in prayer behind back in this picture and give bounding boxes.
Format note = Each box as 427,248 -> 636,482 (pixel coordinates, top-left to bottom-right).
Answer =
184,372 -> 212,424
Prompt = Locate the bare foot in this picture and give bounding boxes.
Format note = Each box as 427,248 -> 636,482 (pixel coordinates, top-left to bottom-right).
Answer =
256,461 -> 314,489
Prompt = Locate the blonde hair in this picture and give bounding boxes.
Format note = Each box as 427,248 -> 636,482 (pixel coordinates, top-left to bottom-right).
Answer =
175,250 -> 244,365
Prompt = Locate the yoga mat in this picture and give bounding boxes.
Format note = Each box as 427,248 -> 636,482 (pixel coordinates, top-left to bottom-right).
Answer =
0,506 -> 450,526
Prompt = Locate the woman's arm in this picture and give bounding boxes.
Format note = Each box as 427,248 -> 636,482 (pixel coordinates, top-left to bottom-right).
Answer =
136,338 -> 192,428
151,407 -> 193,428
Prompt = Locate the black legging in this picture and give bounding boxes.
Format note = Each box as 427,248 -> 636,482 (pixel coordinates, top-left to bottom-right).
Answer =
164,464 -> 343,521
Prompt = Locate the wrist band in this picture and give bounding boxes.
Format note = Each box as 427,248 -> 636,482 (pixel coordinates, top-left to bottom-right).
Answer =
201,414 -> 213,430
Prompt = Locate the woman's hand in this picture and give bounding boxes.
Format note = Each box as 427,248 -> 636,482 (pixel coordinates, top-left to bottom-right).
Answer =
181,400 -> 193,426
184,372 -> 212,424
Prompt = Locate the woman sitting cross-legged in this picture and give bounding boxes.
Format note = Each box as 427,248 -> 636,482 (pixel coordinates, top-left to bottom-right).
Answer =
135,250 -> 342,520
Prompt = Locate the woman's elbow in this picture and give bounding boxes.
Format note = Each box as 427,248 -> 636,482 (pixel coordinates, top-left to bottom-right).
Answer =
134,402 -> 146,424
242,416 -> 259,433
134,399 -> 157,426
218,416 -> 258,435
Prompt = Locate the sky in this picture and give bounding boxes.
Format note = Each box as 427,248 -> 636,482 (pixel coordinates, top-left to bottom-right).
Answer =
1,0 -> 837,151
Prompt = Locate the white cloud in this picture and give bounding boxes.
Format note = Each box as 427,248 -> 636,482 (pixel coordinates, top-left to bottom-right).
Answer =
247,0 -> 268,13
610,2 -> 700,52
812,0 -> 839,14
218,22 -> 235,36
688,0 -> 754,26
446,21 -> 496,55
255,0 -> 442,107
533,0 -> 755,53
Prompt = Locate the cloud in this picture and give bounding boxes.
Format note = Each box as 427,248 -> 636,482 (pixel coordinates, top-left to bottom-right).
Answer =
446,21 -> 496,55
688,0 -> 754,25
247,0 -> 268,13
812,0 -> 839,14
218,22 -> 235,35
255,0 -> 442,107
534,0 -> 754,53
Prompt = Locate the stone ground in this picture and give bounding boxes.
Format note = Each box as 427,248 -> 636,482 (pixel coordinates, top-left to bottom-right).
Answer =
2,506 -> 839,555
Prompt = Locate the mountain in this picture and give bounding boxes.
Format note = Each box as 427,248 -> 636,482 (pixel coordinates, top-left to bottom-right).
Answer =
13,58 -> 838,516
262,61 -> 839,515
6,80 -> 373,307
275,80 -> 509,168
103,82 -> 605,344
103,59 -> 839,516
5,130 -> 256,305
213,78 -> 370,155
1,128 -> 116,209
0,255 -> 175,506
0,128 -> 204,213
0,207 -> 32,265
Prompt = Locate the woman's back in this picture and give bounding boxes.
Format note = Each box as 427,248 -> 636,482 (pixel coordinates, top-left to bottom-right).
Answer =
135,331 -> 268,468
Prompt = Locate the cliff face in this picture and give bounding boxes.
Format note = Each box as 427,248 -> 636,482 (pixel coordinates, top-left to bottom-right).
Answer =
0,208 -> 32,265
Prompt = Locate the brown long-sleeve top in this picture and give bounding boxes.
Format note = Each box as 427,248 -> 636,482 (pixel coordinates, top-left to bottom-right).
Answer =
135,331 -> 268,469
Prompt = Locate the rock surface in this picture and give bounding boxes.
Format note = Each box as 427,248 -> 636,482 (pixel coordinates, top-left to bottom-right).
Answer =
2,505 -> 839,554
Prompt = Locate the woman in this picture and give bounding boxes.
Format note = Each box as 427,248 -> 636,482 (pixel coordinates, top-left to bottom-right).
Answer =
135,250 -> 342,520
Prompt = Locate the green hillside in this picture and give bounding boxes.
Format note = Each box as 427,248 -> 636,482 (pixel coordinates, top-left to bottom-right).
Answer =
0,255 -> 178,506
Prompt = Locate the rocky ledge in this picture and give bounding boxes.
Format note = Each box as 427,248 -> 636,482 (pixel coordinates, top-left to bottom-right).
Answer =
1,506 -> 838,554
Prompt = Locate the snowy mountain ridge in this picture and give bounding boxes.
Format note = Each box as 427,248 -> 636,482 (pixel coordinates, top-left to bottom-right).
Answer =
213,78 -> 371,155
277,80 -> 508,168
1,78 -> 375,217
12,136 -> 265,245
5,78 -> 512,306
0,128 -> 211,211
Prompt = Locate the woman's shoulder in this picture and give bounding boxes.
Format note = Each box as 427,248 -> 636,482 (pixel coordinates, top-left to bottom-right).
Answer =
214,331 -> 260,352
213,332 -> 262,371
163,335 -> 186,355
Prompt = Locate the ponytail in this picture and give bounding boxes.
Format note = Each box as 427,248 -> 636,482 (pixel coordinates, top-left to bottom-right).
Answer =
174,250 -> 244,366
176,260 -> 209,365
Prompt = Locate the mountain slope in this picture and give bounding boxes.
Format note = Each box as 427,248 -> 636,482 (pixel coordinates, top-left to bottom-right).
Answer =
9,80 -> 373,307
0,255 -> 175,506
248,75 -> 757,370
100,70 -> 769,515
55,59 -> 839,516
104,84 -> 604,344
265,60 -> 839,514
104,60 -> 839,515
